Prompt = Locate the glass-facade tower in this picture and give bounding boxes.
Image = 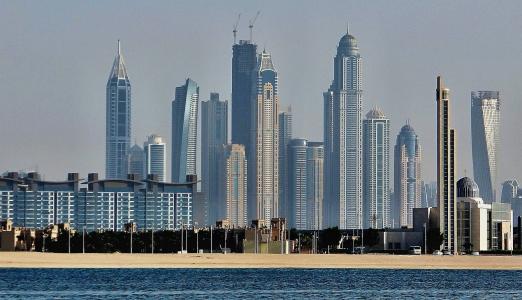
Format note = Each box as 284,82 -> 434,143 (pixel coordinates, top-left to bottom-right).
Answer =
106,41 -> 131,179
232,40 -> 257,220
471,91 -> 500,203
171,78 -> 199,183
201,93 -> 228,225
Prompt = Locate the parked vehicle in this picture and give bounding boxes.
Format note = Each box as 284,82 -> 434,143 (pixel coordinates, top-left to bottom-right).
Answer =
442,250 -> 453,255
409,246 -> 422,255
471,251 -> 480,256
432,250 -> 443,256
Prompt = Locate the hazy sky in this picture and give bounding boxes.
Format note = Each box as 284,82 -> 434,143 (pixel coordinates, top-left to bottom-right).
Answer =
1,0 -> 521,188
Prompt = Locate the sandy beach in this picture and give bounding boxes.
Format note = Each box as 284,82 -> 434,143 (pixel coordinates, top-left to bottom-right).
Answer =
0,252 -> 521,269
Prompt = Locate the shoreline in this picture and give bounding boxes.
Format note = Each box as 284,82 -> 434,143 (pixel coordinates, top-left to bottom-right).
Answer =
1,253 -> 522,270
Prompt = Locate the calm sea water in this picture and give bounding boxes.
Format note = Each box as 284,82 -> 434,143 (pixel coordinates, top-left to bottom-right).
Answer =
0,268 -> 521,299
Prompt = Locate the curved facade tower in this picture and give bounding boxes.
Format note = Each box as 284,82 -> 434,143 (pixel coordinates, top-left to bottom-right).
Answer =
324,30 -> 363,229
171,78 -> 199,183
106,41 -> 131,179
394,122 -> 422,228
255,50 -> 279,223
471,91 -> 500,203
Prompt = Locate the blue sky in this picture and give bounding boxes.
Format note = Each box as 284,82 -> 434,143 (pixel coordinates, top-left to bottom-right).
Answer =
1,0 -> 521,187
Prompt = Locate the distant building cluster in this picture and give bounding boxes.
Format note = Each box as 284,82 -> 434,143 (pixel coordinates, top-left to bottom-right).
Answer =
3,25 -> 518,255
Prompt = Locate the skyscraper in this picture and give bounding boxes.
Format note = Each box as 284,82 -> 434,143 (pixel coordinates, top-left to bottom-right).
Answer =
471,91 -> 500,203
307,142 -> 324,230
436,76 -> 457,253
171,78 -> 199,183
288,139 -> 324,230
363,108 -> 390,229
232,40 -> 257,220
222,144 -> 248,227
324,29 -> 363,229
201,93 -> 228,225
278,108 -> 293,220
128,144 -> 145,180
106,40 -> 131,179
394,122 -> 422,228
144,134 -> 166,182
255,50 -> 279,223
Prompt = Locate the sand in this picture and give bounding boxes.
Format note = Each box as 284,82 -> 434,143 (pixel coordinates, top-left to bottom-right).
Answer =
0,252 -> 521,269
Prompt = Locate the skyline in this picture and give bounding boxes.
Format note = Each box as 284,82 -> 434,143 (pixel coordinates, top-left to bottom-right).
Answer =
1,1 -> 522,185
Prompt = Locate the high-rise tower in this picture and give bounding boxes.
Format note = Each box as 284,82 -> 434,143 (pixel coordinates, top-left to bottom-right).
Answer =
436,76 -> 457,253
255,50 -> 279,223
201,93 -> 228,225
394,122 -> 422,228
106,40 -> 131,179
144,134 -> 167,182
128,144 -> 145,180
278,108 -> 293,220
324,29 -> 363,229
471,91 -> 500,203
232,40 -> 257,220
222,144 -> 248,228
363,108 -> 390,229
171,78 -> 199,183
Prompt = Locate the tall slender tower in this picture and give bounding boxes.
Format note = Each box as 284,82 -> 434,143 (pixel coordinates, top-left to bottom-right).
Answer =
232,39 -> 257,220
201,93 -> 228,225
436,76 -> 457,253
363,108 -> 390,229
324,29 -> 363,229
278,108 -> 293,220
471,91 -> 500,203
222,144 -> 248,227
171,78 -> 199,183
394,122 -> 422,228
106,40 -> 131,179
255,50 -> 279,223
144,134 -> 167,182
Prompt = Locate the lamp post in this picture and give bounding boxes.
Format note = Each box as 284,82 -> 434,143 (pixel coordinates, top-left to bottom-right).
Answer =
210,225 -> 213,254
151,229 -> 154,254
224,227 -> 228,254
82,226 -> 85,254
68,221 -> 71,254
423,223 -> 427,255
130,223 -> 133,254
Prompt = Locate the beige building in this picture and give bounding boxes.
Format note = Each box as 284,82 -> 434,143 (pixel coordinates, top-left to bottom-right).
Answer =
456,177 -> 512,252
221,144 -> 247,228
0,219 -> 36,251
255,51 -> 280,224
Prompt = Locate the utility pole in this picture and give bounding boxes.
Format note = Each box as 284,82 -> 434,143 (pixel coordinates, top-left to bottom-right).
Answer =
151,229 -> 154,254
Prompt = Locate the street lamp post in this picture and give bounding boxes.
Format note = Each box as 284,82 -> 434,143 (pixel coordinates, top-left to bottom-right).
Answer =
224,228 -> 227,254
423,223 -> 427,254
68,222 -> 71,254
210,225 -> 213,254
130,224 -> 133,254
82,226 -> 85,254
151,229 -> 154,254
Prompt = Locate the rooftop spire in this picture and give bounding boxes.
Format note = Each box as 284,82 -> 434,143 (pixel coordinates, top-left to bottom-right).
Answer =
347,21 -> 350,35
108,39 -> 128,80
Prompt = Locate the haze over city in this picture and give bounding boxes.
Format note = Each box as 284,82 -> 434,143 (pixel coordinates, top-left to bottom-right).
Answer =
1,0 -> 521,184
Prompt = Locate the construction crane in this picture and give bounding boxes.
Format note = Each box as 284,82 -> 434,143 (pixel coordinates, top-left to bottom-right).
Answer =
249,11 -> 260,42
233,14 -> 241,44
